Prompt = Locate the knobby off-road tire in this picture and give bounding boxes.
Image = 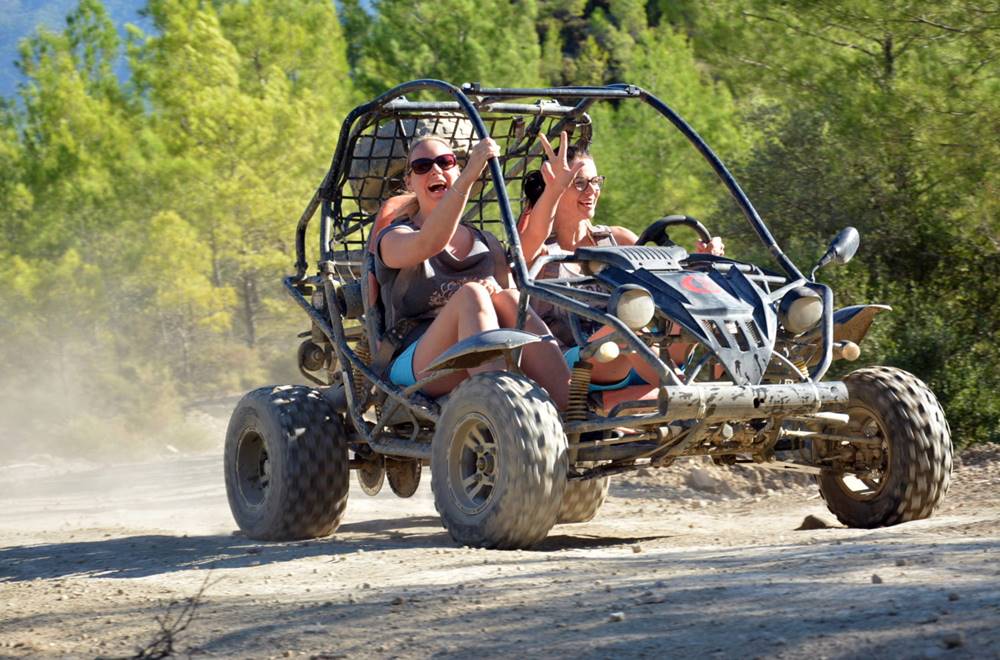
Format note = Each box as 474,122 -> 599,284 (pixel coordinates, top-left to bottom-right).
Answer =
557,471 -> 610,524
431,372 -> 568,549
818,367 -> 952,528
225,385 -> 349,541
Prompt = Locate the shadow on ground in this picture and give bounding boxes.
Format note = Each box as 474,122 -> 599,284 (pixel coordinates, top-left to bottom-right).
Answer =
1,515 -> 670,581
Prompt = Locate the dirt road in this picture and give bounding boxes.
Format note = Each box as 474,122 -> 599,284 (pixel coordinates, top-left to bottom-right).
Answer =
1,443 -> 998,659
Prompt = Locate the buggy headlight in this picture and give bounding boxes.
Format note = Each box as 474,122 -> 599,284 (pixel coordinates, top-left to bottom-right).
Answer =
610,285 -> 655,330
778,286 -> 823,335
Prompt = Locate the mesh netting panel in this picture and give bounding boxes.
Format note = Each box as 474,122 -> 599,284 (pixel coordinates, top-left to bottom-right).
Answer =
331,109 -> 588,255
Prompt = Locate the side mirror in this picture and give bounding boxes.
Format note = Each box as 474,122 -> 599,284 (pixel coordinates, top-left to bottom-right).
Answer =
811,227 -> 860,279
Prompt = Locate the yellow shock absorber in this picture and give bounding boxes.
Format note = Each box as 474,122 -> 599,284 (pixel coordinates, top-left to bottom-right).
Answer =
792,358 -> 809,378
565,362 -> 593,422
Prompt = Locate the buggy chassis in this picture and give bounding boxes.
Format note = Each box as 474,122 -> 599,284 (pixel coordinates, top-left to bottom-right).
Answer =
288,80 -> 843,464
224,79 -> 952,547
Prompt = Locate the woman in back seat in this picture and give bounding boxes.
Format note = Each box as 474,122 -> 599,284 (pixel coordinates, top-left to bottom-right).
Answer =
374,134 -> 569,408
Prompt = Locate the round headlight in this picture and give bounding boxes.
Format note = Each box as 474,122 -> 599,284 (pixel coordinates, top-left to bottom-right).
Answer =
611,285 -> 655,330
778,286 -> 823,335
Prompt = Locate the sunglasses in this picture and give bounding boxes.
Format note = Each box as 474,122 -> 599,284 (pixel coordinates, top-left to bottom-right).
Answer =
408,153 -> 458,175
572,175 -> 606,192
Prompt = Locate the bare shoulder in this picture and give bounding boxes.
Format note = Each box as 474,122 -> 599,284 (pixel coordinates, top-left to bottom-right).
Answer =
610,225 -> 639,245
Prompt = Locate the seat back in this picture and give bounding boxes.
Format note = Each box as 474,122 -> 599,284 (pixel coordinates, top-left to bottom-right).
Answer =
362,194 -> 418,353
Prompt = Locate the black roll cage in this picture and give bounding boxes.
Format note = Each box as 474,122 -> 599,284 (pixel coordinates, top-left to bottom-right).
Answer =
287,79 -> 834,412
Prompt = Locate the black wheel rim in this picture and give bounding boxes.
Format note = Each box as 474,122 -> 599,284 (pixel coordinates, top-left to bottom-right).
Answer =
449,413 -> 499,515
236,429 -> 269,506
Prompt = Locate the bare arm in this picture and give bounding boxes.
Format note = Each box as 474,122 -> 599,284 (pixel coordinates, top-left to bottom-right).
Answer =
380,139 -> 500,269
610,225 -> 639,245
518,133 -> 584,264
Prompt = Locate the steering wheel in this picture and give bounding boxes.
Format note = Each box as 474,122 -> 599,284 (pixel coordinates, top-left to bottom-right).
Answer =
636,215 -> 713,247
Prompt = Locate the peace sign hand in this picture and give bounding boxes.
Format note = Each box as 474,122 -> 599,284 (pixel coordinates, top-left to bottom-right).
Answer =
539,131 -> 585,191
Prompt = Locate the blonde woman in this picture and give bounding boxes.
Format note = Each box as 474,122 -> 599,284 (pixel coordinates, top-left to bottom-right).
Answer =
374,135 -> 569,406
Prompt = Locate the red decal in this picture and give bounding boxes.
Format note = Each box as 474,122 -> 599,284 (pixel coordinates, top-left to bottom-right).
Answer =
681,274 -> 722,295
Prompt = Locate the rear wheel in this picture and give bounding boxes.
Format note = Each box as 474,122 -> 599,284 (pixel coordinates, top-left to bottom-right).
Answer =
818,367 -> 952,528
225,385 -> 349,540
431,372 -> 567,549
557,470 -> 610,524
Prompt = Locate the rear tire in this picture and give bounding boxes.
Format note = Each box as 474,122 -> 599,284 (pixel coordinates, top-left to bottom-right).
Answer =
557,471 -> 610,524
431,372 -> 567,549
818,367 -> 952,528
225,385 -> 349,540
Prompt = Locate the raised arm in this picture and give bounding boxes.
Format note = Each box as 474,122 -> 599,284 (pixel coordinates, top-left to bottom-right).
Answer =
518,132 -> 584,264
380,138 -> 500,269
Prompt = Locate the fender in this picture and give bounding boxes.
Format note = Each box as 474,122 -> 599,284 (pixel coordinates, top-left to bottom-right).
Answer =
425,328 -> 543,372
832,304 -> 892,344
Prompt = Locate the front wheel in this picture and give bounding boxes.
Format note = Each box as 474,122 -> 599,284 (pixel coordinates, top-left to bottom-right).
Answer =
431,372 -> 568,549
224,385 -> 349,540
817,367 -> 952,528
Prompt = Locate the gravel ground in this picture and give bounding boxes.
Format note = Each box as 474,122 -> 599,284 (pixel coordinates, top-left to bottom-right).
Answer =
0,443 -> 997,659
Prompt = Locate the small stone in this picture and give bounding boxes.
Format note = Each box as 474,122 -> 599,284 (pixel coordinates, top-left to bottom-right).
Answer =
947,592 -> 960,602
895,558 -> 907,567
283,651 -> 293,658
362,583 -> 371,590
871,574 -> 883,584
391,596 -> 405,606
686,468 -> 722,492
632,544 -> 643,554
608,611 -> 626,623
604,585 -> 612,592
941,632 -> 964,649
796,515 -> 833,530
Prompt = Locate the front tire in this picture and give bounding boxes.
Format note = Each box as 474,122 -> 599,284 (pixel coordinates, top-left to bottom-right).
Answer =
431,372 -> 568,549
818,367 -> 952,528
225,385 -> 349,540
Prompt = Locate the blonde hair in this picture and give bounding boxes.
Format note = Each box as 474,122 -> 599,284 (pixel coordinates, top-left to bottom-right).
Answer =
406,134 -> 454,162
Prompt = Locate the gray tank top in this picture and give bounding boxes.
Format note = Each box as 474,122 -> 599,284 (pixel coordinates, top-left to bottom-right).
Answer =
374,218 -> 505,342
535,225 -> 618,347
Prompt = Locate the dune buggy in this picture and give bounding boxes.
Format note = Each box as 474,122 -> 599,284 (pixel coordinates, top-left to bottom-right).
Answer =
224,80 -> 952,549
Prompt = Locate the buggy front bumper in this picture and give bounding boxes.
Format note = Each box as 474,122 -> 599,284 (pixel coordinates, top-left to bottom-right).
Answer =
565,381 -> 849,434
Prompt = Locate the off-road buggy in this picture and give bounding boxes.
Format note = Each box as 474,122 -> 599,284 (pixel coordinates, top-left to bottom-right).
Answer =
224,80 -> 952,549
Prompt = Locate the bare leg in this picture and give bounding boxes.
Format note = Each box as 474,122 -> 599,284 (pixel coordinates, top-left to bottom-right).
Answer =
410,282 -> 500,397
580,325 -> 663,386
491,289 -> 570,410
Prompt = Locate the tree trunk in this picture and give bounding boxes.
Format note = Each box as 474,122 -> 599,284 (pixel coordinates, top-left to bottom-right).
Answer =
240,271 -> 258,349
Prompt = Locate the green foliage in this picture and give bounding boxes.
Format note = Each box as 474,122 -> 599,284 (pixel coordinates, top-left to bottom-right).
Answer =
353,0 -> 542,94
0,0 -> 997,451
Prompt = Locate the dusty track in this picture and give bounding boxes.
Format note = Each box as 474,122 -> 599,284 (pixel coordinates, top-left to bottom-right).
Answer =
1,445 -> 997,659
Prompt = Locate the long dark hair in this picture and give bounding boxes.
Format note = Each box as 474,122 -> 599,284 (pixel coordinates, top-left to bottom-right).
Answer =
523,144 -> 590,208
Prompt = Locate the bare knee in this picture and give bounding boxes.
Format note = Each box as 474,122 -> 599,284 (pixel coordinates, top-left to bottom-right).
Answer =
452,281 -> 494,311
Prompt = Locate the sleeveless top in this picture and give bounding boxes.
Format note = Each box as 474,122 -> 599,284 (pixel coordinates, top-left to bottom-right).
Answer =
534,224 -> 618,347
374,218 -> 506,345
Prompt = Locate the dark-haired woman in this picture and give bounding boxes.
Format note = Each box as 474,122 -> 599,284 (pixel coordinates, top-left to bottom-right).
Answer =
518,132 -> 725,388
375,135 -> 569,406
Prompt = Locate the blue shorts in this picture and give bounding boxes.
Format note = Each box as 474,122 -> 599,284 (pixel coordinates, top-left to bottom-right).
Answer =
388,341 -> 419,387
563,346 -> 647,392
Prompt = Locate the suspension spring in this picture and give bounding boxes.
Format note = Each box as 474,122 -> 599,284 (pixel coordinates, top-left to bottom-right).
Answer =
565,362 -> 593,422
353,341 -> 372,407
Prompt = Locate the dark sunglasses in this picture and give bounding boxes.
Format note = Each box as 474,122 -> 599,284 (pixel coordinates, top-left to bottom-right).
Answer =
408,153 -> 458,175
572,175 -> 606,192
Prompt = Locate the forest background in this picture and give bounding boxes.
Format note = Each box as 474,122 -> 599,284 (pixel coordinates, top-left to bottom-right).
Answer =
1,0 -> 997,457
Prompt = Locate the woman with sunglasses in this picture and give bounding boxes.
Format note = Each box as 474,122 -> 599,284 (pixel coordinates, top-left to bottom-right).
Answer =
518,133 -> 725,389
375,135 -> 570,407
